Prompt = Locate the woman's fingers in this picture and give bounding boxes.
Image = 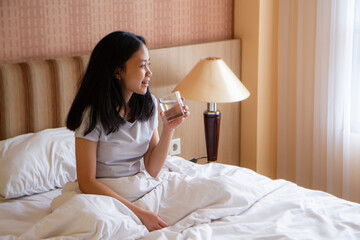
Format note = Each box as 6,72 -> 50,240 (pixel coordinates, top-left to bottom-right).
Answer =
143,211 -> 168,232
183,105 -> 190,116
158,215 -> 168,228
160,111 -> 166,120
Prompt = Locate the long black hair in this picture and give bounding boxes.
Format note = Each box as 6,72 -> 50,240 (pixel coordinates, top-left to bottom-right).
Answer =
66,31 -> 155,135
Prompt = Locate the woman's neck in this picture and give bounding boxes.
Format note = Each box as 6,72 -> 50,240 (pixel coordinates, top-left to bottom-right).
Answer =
121,91 -> 134,122
123,90 -> 133,104
119,103 -> 134,122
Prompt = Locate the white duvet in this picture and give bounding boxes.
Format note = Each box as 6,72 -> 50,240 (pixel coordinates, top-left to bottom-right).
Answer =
7,157 -> 360,239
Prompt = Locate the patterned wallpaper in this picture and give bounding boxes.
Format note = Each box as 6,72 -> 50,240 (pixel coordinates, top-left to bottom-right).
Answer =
0,0 -> 233,63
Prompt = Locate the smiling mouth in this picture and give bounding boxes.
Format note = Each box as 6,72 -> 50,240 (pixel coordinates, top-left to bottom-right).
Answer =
142,80 -> 150,85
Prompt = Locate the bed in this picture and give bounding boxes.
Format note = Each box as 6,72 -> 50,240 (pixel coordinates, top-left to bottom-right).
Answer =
1,40 -> 360,239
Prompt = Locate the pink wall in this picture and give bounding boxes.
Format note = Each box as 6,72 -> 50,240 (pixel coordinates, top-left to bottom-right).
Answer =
0,0 -> 233,63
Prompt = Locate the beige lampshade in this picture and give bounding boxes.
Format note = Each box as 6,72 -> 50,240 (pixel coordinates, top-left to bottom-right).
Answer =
173,57 -> 250,103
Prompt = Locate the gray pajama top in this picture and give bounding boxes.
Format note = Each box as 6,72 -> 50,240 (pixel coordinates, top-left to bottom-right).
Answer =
75,94 -> 158,178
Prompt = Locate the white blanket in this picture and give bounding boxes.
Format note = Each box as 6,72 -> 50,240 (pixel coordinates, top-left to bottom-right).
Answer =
17,157 -> 360,240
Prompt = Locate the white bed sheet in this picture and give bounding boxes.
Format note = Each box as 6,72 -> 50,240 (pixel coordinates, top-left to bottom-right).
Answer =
0,156 -> 359,240
0,189 -> 61,239
146,180 -> 360,240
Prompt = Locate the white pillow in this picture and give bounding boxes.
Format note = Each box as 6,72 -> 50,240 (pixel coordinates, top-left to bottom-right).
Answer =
0,128 -> 76,199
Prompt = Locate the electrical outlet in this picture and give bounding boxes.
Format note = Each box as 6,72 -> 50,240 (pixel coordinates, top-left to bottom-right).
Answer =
169,138 -> 181,156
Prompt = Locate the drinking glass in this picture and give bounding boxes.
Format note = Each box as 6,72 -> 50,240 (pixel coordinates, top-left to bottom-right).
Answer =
158,91 -> 186,122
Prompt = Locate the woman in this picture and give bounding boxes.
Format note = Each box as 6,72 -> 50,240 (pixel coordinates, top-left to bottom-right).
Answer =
66,31 -> 189,232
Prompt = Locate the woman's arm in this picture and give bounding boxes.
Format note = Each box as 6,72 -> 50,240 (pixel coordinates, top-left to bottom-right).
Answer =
143,105 -> 189,178
75,137 -> 167,231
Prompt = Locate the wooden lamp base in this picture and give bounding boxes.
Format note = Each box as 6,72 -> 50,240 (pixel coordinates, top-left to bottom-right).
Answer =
203,103 -> 220,162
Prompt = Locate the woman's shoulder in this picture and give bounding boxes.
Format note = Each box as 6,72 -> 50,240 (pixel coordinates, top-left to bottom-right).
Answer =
148,93 -> 158,128
75,106 -> 103,140
150,93 -> 157,102
149,93 -> 158,109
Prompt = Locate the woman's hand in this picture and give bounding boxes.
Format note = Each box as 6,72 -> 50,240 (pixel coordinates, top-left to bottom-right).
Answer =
143,98 -> 190,178
138,209 -> 168,232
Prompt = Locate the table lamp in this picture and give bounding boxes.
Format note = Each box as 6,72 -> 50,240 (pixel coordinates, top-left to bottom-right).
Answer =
172,57 -> 250,162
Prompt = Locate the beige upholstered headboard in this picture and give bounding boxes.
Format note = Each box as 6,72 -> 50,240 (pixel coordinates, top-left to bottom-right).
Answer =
0,40 -> 241,166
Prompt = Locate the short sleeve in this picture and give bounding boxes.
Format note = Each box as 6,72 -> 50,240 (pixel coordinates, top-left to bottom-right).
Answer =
75,108 -> 101,142
151,94 -> 159,131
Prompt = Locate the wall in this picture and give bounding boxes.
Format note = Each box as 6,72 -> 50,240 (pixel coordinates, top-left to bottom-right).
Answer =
234,0 -> 278,178
0,0 -> 233,64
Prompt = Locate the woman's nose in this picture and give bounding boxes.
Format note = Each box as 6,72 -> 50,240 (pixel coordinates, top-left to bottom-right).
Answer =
146,66 -> 152,77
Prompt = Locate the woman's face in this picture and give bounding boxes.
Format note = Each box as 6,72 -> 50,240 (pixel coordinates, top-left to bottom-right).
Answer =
120,44 -> 152,102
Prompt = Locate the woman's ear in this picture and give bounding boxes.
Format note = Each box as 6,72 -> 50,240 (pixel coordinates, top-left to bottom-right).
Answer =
114,68 -> 122,80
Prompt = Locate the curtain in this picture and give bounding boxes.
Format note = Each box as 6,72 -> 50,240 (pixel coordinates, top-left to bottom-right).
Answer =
278,0 -> 360,203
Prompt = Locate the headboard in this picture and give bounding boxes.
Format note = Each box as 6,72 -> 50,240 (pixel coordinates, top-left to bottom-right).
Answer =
0,40 -> 242,166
